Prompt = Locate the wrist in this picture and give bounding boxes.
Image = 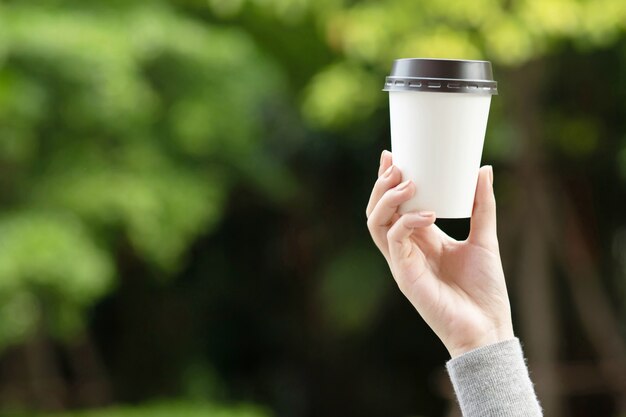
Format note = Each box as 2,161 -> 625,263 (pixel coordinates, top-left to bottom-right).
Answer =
446,324 -> 515,358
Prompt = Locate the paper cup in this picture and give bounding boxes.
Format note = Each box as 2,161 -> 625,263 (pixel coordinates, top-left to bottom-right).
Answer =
383,58 -> 498,218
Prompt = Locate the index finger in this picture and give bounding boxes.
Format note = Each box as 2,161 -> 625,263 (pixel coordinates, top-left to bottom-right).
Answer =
378,150 -> 392,177
366,151 -> 399,217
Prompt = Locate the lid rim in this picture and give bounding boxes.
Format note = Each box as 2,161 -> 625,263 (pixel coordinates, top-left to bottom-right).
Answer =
384,75 -> 498,84
384,58 -> 497,95
393,57 -> 492,63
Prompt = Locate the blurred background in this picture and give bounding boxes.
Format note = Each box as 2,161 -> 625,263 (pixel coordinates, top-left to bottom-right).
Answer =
0,0 -> 625,416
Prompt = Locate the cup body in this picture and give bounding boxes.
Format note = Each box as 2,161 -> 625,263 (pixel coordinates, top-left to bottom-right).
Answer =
383,58 -> 497,218
389,90 -> 492,218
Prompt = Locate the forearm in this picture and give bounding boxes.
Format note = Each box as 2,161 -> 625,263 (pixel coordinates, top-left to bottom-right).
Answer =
446,338 -> 543,417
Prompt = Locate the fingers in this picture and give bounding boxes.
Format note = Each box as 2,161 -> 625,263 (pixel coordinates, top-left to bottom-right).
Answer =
367,180 -> 415,256
378,150 -> 392,177
387,212 -> 437,261
468,165 -> 498,250
366,151 -> 401,218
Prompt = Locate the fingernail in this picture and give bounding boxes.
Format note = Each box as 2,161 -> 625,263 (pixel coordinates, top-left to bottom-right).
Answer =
418,211 -> 435,217
396,180 -> 411,191
382,165 -> 394,178
487,165 -> 494,185
379,150 -> 385,166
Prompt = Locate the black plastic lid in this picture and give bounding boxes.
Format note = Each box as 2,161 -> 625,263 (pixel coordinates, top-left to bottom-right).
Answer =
383,58 -> 497,95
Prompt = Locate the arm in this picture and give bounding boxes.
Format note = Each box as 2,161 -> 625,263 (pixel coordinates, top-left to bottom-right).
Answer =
366,151 -> 542,416
447,338 -> 542,416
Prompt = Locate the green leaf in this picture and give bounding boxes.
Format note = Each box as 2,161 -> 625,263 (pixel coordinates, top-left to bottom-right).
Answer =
0,212 -> 113,348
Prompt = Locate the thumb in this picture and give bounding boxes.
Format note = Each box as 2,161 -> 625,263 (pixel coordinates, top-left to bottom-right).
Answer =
469,165 -> 498,249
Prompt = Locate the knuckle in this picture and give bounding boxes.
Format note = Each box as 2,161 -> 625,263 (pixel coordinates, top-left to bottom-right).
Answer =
386,222 -> 400,242
366,215 -> 376,231
374,175 -> 387,189
386,226 -> 395,242
381,191 -> 400,209
377,193 -> 391,208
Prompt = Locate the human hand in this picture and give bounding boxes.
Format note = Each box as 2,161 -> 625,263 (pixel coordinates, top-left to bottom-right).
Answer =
366,151 -> 514,358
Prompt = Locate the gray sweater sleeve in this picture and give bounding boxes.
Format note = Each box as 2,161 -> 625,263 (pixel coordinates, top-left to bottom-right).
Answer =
445,338 -> 543,417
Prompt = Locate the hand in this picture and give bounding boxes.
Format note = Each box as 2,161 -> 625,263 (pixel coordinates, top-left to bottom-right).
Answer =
366,151 -> 514,358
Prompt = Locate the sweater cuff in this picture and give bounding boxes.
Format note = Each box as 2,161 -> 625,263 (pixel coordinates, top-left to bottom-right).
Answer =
446,338 -> 543,417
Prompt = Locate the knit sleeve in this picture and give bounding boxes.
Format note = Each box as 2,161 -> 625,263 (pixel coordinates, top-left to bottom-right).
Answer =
445,338 -> 543,417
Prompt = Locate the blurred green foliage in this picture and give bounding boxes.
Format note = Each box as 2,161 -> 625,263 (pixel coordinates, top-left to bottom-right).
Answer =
319,245 -> 389,334
0,2 -> 287,349
0,212 -> 113,347
243,0 -> 626,129
14,401 -> 270,417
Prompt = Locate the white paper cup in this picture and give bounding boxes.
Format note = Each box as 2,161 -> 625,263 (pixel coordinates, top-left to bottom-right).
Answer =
383,58 -> 497,218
